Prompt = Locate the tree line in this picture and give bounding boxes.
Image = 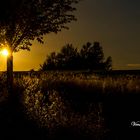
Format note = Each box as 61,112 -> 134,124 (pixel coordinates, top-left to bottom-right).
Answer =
40,42 -> 112,71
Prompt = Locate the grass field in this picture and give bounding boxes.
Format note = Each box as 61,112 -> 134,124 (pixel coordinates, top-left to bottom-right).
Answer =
0,71 -> 140,139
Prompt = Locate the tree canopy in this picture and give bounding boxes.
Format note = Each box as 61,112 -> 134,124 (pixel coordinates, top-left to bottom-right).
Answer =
40,42 -> 113,71
0,0 -> 80,94
0,0 -> 80,52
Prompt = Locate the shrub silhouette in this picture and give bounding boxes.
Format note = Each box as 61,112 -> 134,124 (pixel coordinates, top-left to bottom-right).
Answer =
40,42 -> 112,71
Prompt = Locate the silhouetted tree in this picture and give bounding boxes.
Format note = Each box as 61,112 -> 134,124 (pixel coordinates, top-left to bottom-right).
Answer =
105,56 -> 112,71
45,52 -> 58,70
0,0 -> 80,94
80,42 -> 92,69
39,62 -> 47,71
41,42 -> 112,71
41,44 -> 79,70
80,42 -> 105,70
58,44 -> 79,70
91,42 -> 105,70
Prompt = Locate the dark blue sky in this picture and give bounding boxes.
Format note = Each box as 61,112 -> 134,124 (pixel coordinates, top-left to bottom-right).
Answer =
3,0 -> 139,71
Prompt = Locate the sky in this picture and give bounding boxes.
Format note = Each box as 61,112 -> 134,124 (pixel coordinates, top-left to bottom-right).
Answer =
0,0 -> 140,71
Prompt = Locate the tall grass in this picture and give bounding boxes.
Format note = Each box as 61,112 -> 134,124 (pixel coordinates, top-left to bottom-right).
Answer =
0,72 -> 140,139
16,76 -> 107,139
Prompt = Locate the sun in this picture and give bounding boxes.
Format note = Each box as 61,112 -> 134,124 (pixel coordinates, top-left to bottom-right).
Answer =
1,49 -> 9,56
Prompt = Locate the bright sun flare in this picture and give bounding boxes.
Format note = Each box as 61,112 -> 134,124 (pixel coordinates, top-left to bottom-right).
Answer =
1,49 -> 9,56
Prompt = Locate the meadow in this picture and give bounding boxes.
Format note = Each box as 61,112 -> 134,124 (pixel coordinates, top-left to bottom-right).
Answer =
0,71 -> 140,139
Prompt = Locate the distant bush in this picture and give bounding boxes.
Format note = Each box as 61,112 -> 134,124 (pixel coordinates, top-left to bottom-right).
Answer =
40,42 -> 112,71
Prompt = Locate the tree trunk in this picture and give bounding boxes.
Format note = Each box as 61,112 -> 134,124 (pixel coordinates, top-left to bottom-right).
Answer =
7,52 -> 13,95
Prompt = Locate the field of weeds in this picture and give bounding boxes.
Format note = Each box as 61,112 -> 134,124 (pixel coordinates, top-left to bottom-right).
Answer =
0,72 -> 140,139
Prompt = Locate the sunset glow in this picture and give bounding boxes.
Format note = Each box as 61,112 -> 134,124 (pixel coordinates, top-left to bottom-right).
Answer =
1,49 -> 9,56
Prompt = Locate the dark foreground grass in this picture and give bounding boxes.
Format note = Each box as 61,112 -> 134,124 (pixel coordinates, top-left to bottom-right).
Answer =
0,91 -> 47,139
0,73 -> 140,139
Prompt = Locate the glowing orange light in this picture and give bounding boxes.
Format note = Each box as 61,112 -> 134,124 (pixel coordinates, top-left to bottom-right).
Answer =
1,49 -> 9,56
